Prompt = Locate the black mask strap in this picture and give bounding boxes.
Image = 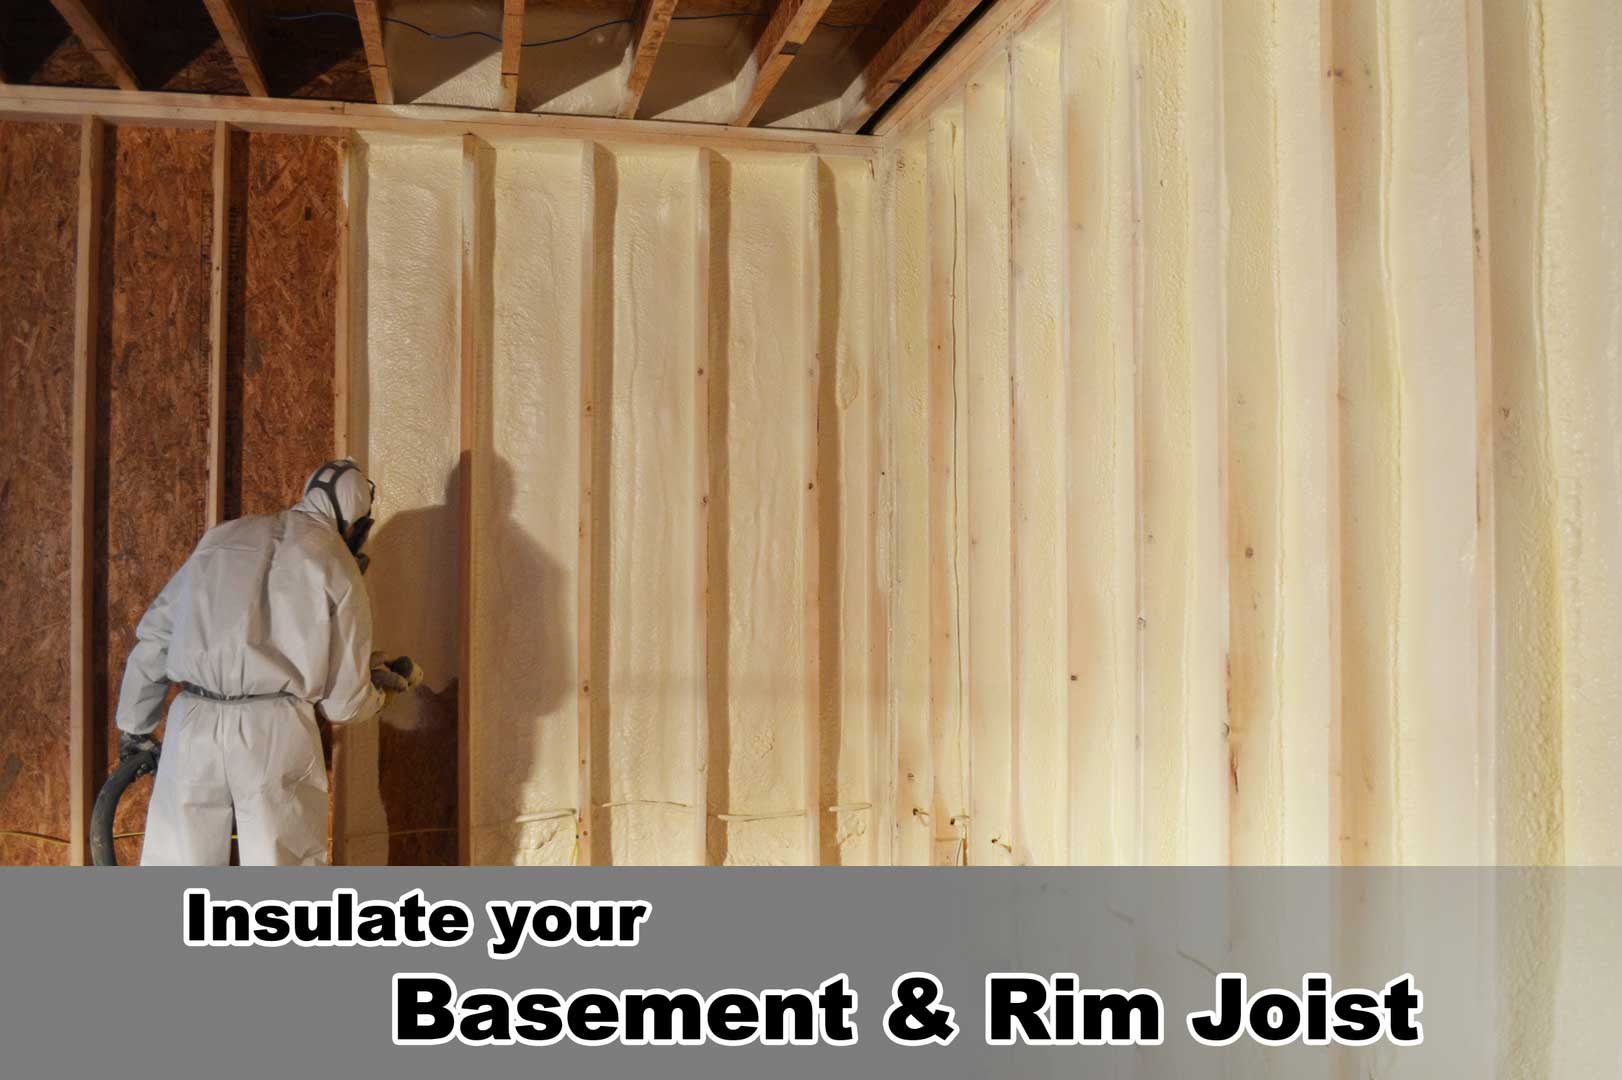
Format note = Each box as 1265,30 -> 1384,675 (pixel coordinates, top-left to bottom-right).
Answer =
306,461 -> 376,556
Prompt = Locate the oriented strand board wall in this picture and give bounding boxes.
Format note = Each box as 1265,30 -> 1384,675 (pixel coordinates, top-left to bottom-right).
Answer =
0,121 -> 79,866
0,124 -> 346,864
95,126 -> 215,867
231,132 -> 343,518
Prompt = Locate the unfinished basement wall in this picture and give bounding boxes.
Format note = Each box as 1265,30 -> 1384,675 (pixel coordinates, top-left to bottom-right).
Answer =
346,132 -> 878,865
878,0 -> 1622,870
0,120 -> 345,865
0,120 -> 78,866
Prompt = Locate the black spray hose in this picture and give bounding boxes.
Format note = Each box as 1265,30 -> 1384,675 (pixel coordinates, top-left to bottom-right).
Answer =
89,744 -> 160,866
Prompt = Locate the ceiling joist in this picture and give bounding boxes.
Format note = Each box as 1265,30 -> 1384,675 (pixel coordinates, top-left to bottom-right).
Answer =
619,0 -> 679,120
840,0 -> 981,133
499,0 -> 526,112
734,0 -> 834,127
353,0 -> 395,106
47,0 -> 138,91
201,0 -> 271,98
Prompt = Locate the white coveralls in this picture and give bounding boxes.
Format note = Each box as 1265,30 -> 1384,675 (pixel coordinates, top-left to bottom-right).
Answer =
115,468 -> 382,865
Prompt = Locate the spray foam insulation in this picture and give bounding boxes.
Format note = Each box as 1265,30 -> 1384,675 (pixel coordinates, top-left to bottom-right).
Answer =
0,122 -> 79,866
342,136 -> 462,865
94,126 -> 215,866
1333,0 -> 1483,866
380,0 -> 848,128
469,144 -> 585,866
351,136 -> 879,864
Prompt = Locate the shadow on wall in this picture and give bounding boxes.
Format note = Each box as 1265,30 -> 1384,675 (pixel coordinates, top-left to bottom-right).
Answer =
342,455 -> 569,864
466,453 -> 574,865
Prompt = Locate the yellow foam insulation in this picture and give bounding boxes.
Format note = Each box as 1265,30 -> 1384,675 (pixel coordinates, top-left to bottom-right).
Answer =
962,54 -> 1015,867
1133,0 -> 1228,866
1334,0 -> 1484,866
1533,2 -> 1622,868
819,155 -> 879,865
712,155 -> 812,865
470,143 -> 586,865
1061,0 -> 1138,866
602,148 -> 700,866
926,108 -> 971,866
346,135 -> 463,865
881,131 -> 933,866
339,0 -> 1621,890
386,0 -> 808,125
1008,22 -> 1067,866
1222,0 -> 1336,865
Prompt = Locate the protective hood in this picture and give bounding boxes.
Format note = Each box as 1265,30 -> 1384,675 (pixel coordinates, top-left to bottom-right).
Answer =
295,459 -> 374,533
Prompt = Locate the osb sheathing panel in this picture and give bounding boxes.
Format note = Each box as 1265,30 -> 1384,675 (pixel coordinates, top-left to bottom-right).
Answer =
0,121 -> 79,866
0,4 -> 114,88
95,126 -> 214,866
119,0 -> 246,95
260,0 -> 375,102
343,137 -> 461,866
231,132 -> 342,519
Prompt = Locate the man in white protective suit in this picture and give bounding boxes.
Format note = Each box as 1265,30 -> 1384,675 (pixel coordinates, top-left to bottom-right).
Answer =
113,459 -> 421,866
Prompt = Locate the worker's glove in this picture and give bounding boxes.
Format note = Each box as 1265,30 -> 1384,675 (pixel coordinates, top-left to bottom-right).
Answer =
117,731 -> 159,762
369,652 -> 424,695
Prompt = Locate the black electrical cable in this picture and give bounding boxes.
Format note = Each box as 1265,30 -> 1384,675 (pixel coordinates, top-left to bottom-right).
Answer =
262,9 -> 873,50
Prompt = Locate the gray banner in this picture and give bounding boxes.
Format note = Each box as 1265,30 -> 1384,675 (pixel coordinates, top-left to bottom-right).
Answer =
0,868 -> 1616,1078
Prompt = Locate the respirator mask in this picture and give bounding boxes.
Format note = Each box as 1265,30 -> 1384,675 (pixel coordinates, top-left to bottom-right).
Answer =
306,459 -> 376,574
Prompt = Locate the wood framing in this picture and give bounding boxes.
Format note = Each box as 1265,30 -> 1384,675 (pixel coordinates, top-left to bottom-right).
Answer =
48,0 -> 138,91
840,0 -> 981,134
734,0 -> 834,127
499,0 -> 526,112
872,0 -> 1054,138
206,122 -> 231,529
352,0 -> 395,106
201,0 -> 271,98
68,115 -> 105,866
576,142 -> 599,865
0,86 -> 877,157
801,155 -> 823,864
618,0 -> 679,120
334,135 -> 357,464
328,135 -> 361,865
692,147 -> 714,866
457,134 -> 484,865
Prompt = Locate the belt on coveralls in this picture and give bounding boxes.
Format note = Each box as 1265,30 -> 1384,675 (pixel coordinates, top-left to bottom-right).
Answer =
178,684 -> 297,703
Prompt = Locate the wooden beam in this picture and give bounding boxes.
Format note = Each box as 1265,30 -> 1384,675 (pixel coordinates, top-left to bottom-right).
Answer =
68,115 -> 105,866
801,156 -> 824,865
206,121 -> 231,529
692,147 -> 713,865
499,0 -> 525,112
201,0 -> 271,98
873,0 -> 1054,138
840,0 -> 982,134
457,134 -> 485,865
733,0 -> 834,127
0,85 -> 878,157
353,0 -> 394,106
329,135 -> 361,865
49,0 -> 138,91
618,0 -> 679,120
576,142 -> 600,865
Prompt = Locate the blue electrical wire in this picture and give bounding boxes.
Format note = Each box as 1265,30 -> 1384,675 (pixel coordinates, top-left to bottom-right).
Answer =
262,9 -> 873,50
